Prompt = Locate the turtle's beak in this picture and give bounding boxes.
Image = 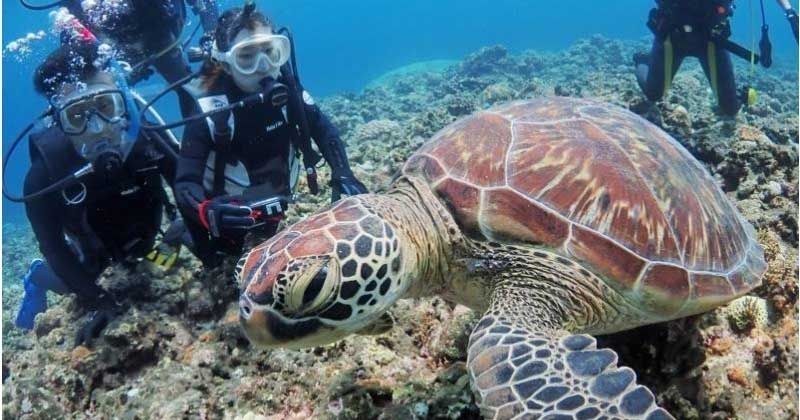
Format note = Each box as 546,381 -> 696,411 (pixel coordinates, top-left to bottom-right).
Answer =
239,294 -> 282,347
239,293 -> 329,349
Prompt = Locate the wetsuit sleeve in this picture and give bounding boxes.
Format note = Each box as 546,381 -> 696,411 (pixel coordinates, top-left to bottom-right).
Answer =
302,91 -> 355,178
787,8 -> 799,41
174,117 -> 213,224
23,163 -> 106,303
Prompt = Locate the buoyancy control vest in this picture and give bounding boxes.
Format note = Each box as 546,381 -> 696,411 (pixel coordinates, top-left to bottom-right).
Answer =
650,0 -> 734,38
28,127 -> 166,263
183,77 -> 312,198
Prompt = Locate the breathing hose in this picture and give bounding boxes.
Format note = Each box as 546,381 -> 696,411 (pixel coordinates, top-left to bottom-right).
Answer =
19,0 -> 63,10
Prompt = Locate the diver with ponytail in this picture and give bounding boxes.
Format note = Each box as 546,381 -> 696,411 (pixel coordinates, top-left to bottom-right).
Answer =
173,2 -> 368,267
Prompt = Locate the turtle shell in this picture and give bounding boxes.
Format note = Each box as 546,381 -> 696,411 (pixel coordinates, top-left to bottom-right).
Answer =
402,97 -> 765,317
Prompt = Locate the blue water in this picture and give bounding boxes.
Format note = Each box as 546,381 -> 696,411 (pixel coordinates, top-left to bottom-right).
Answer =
2,0 -> 798,224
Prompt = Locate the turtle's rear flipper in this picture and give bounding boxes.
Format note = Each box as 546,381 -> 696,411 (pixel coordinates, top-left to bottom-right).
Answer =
467,314 -> 673,419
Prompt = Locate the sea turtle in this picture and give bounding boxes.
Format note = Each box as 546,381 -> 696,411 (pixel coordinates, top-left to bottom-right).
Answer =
235,97 -> 766,419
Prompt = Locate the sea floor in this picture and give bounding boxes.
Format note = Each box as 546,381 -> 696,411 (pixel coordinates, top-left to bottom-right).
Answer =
2,36 -> 798,419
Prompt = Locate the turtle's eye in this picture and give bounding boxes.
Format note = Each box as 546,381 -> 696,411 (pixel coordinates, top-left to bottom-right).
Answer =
286,259 -> 336,315
302,267 -> 327,306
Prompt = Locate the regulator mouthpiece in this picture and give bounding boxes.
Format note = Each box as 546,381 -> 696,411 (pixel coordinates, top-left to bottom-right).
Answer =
261,78 -> 289,108
187,46 -> 207,63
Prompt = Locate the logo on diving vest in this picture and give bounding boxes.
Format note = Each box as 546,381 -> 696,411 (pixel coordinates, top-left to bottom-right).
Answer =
197,95 -> 230,113
265,120 -> 284,133
211,98 -> 227,108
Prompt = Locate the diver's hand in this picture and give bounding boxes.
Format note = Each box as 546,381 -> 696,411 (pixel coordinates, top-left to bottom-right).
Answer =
74,298 -> 122,348
198,197 -> 255,238
330,175 -> 368,202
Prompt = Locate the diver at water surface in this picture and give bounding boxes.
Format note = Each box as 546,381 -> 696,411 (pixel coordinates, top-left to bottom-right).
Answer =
634,0 -> 792,116
11,40 -> 184,345
173,3 -> 368,267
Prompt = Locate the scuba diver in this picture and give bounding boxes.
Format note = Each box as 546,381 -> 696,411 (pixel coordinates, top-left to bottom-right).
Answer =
634,0 -> 790,116
170,3 -> 368,266
776,0 -> 800,41
22,0 -> 219,112
8,34 -> 183,345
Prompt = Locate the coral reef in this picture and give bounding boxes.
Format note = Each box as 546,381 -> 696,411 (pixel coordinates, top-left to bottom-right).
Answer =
722,296 -> 771,332
3,36 -> 797,419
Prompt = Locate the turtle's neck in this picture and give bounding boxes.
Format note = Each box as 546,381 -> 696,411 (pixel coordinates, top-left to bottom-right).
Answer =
361,176 -> 461,299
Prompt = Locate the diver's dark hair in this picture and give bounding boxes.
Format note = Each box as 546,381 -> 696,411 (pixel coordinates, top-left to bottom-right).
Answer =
33,41 -> 100,97
200,5 -> 273,88
215,4 -> 272,52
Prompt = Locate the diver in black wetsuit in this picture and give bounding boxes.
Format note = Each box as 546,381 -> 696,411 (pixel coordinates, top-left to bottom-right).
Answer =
14,40 -> 181,346
53,0 -> 218,85
173,4 -> 368,266
634,0 -> 797,116
634,0 -> 747,116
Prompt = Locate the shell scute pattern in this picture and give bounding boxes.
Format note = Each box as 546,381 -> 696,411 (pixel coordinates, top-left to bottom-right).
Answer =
402,97 -> 764,316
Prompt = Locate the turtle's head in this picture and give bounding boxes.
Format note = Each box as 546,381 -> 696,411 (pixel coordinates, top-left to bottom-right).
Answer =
237,199 -> 406,349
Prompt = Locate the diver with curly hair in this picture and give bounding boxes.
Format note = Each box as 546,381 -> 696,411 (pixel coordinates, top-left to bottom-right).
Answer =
12,38 -> 183,346
23,0 -> 218,115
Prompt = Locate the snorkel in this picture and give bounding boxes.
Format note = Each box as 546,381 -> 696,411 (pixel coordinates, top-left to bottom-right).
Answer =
2,12 -> 142,203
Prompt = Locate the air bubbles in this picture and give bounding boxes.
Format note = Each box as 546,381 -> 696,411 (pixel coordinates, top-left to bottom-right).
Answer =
3,31 -> 47,61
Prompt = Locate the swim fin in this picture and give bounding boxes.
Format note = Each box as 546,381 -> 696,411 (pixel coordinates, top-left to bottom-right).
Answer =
15,259 -> 48,330
145,243 -> 181,270
145,217 -> 191,270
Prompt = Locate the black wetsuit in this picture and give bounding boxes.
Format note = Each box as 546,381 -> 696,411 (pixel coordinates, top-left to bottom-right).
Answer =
175,74 -> 354,264
24,127 -> 176,307
637,0 -> 741,116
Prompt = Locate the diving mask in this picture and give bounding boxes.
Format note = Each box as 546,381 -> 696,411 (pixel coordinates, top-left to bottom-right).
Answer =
213,34 -> 291,75
53,88 -> 128,135
51,86 -> 137,171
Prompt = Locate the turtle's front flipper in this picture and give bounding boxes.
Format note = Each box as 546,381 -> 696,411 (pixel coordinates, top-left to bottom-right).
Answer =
467,313 -> 673,419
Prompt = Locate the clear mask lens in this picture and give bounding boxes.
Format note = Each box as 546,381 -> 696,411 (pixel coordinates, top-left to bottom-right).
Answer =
57,90 -> 126,135
229,35 -> 290,75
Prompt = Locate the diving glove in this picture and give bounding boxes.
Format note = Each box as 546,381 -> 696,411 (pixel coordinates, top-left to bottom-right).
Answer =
75,295 -> 122,348
330,175 -> 368,203
178,184 -> 256,238
198,197 -> 255,238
